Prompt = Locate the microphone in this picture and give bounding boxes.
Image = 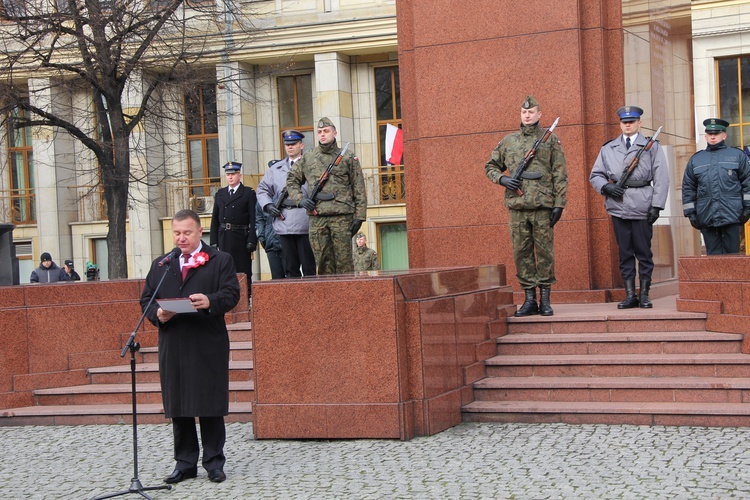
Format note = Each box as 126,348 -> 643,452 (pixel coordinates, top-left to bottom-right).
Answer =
157,247 -> 181,267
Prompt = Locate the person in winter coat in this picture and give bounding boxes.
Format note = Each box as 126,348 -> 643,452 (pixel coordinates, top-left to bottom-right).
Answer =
140,209 -> 240,485
590,106 -> 669,309
682,118 -> 750,255
255,201 -> 285,279
30,252 -> 70,283
257,130 -> 316,278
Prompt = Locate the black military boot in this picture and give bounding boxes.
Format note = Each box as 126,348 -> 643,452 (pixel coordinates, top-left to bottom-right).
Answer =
538,287 -> 553,316
639,279 -> 652,309
617,279 -> 640,309
514,288 -> 539,317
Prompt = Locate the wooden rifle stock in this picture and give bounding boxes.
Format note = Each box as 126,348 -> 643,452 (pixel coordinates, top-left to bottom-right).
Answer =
509,117 -> 560,195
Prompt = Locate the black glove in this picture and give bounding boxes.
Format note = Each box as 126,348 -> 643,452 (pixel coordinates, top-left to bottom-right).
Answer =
246,242 -> 256,253
741,208 -> 750,225
550,207 -> 563,228
299,197 -> 316,212
688,214 -> 701,230
647,207 -> 661,225
348,219 -> 363,237
498,176 -> 521,191
264,204 -> 281,218
601,183 -> 625,199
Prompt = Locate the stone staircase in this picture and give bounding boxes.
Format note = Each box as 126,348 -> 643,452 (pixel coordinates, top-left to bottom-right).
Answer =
462,296 -> 750,426
0,323 -> 254,426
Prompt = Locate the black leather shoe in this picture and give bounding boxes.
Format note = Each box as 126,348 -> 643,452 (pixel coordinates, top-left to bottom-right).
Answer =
164,467 -> 197,484
208,469 -> 226,483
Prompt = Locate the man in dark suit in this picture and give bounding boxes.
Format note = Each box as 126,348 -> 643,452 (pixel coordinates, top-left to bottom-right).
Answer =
210,161 -> 257,299
141,209 -> 240,484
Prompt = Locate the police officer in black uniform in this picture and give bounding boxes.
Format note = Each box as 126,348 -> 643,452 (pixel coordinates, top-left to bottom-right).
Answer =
210,161 -> 257,299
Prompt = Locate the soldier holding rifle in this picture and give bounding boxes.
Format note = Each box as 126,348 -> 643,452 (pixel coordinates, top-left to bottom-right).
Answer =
485,96 -> 567,317
287,117 -> 367,274
590,106 -> 669,309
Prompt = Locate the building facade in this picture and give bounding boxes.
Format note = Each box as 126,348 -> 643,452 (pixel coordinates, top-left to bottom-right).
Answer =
0,0 -> 407,282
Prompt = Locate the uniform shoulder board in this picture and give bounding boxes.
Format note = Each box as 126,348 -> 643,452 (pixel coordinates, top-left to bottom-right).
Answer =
602,138 -> 616,147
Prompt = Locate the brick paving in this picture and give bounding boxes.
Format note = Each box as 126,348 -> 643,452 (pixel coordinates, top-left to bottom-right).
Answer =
2,421 -> 750,499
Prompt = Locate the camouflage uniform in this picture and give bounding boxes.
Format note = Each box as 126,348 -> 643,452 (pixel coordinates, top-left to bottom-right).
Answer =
287,120 -> 367,274
485,105 -> 567,290
353,240 -> 380,271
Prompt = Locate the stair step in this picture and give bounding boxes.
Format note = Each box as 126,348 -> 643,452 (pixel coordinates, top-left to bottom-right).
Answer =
0,402 -> 252,426
506,306 -> 708,335
33,381 -> 254,405
139,341 -> 253,362
496,331 -> 743,355
486,353 -> 750,377
87,361 -> 253,384
462,400 -> 750,426
473,376 -> 750,403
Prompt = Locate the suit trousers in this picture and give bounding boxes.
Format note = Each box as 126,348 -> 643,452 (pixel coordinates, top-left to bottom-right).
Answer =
611,216 -> 654,281
701,224 -> 741,255
279,234 -> 316,277
172,416 -> 226,471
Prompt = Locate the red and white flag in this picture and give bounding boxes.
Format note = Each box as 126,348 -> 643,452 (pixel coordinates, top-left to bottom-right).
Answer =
385,123 -> 403,165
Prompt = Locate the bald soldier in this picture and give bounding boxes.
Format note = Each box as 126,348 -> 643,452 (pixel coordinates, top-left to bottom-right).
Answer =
485,96 -> 568,317
286,117 -> 367,274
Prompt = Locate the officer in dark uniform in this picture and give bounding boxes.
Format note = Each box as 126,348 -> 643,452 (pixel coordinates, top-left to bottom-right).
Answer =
210,161 -> 258,298
683,118 -> 750,254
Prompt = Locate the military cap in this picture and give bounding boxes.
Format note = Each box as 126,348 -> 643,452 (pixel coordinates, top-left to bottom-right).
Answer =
223,161 -> 242,172
617,106 -> 644,122
317,117 -> 335,129
282,130 -> 305,144
355,232 -> 366,239
703,118 -> 730,133
521,96 -> 539,109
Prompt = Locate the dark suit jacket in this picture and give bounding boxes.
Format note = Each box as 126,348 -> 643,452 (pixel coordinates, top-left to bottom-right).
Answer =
209,183 -> 258,276
140,243 -> 240,418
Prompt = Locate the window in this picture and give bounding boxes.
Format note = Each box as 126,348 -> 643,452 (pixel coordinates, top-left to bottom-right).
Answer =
90,237 -> 108,281
14,240 -> 32,284
7,106 -> 35,224
277,75 -> 314,155
717,56 -> 750,148
374,66 -> 404,203
185,82 -> 219,197
378,222 -> 408,271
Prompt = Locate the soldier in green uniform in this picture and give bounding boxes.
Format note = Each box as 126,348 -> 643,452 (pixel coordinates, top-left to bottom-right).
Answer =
353,232 -> 380,272
287,117 -> 367,274
485,96 -> 568,316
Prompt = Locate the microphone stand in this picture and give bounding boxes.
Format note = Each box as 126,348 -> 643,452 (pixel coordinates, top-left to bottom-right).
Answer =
94,263 -> 174,499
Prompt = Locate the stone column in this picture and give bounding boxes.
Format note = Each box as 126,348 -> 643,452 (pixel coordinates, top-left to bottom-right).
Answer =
314,52 -> 354,143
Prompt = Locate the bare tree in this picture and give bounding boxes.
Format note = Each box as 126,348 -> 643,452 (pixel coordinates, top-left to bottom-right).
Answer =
0,0 -> 262,278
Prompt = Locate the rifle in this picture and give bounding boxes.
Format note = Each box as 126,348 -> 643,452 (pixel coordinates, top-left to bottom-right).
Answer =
508,117 -> 560,195
615,126 -> 662,189
308,142 -> 349,215
271,187 -> 289,221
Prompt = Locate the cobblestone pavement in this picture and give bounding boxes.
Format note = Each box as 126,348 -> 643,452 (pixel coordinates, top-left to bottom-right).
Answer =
3,422 -> 750,499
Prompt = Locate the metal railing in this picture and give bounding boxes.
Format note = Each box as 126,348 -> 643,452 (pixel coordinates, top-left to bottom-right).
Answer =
0,189 -> 36,224
362,164 -> 405,206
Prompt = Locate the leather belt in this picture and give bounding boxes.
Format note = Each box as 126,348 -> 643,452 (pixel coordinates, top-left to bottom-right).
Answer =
220,223 -> 249,233
624,180 -> 651,188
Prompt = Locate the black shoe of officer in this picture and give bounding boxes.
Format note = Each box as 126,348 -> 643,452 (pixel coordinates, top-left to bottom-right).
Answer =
538,287 -> 554,316
639,279 -> 652,309
617,279 -> 640,309
515,288 -> 539,317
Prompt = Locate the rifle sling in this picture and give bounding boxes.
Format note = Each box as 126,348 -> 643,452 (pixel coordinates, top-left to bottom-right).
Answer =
520,171 -> 543,180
